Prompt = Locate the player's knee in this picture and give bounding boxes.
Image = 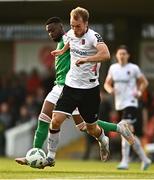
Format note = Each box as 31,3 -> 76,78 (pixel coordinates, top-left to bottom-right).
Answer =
51,113 -> 66,129
39,113 -> 52,123
51,117 -> 61,129
122,137 -> 130,147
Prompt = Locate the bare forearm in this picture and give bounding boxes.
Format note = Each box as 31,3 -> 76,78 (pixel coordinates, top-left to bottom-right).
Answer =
62,43 -> 69,53
104,83 -> 114,94
138,77 -> 149,94
86,52 -> 110,63
86,43 -> 110,63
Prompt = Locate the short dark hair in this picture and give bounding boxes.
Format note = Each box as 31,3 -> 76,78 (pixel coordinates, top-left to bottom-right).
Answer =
45,17 -> 62,25
116,45 -> 130,54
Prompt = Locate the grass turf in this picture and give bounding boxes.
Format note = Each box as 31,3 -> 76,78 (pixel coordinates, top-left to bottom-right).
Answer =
0,158 -> 154,179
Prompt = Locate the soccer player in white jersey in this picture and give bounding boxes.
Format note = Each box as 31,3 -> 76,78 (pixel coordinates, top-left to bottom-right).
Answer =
104,45 -> 151,170
15,17 -> 134,169
47,6 -> 111,164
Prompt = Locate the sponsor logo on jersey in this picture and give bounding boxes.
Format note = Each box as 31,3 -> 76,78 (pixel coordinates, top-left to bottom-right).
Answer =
81,39 -> 85,45
70,48 -> 88,56
127,71 -> 131,75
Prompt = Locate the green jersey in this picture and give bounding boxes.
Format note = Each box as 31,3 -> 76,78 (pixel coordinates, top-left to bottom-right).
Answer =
54,37 -> 70,85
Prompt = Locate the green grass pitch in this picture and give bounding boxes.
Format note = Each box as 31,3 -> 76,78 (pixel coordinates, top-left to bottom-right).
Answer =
0,158 -> 154,179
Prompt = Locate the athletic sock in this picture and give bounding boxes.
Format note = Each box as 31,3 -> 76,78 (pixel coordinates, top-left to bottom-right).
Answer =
33,120 -> 49,148
97,120 -> 117,133
121,137 -> 130,164
47,129 -> 60,159
132,136 -> 149,162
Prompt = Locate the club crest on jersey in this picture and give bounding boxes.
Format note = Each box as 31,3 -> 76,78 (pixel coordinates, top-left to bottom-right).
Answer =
127,71 -> 131,75
81,39 -> 85,45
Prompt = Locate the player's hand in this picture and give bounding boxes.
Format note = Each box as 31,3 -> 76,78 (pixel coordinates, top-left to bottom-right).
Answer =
109,88 -> 120,95
51,49 -> 63,56
132,90 -> 142,98
75,58 -> 88,66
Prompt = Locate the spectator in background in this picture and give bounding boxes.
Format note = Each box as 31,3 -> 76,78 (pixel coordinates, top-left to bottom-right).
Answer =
143,115 -> 154,144
98,90 -> 112,121
148,92 -> 154,118
35,86 -> 46,113
16,105 -> 31,126
42,68 -> 55,96
0,102 -> 13,156
0,76 -> 10,103
0,102 -> 13,129
25,94 -> 39,118
18,71 -> 28,89
9,74 -> 27,125
26,69 -> 42,95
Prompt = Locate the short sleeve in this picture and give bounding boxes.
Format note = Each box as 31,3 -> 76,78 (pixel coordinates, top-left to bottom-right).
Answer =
92,32 -> 104,47
63,34 -> 70,45
134,65 -> 143,79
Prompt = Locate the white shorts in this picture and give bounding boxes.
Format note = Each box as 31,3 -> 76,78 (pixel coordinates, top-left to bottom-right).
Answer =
45,84 -> 79,115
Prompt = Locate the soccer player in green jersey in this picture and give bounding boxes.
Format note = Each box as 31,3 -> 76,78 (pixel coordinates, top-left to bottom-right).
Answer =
15,17 -> 134,167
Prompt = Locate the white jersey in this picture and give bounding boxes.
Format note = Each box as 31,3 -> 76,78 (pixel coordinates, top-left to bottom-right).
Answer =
107,63 -> 142,110
65,28 -> 103,89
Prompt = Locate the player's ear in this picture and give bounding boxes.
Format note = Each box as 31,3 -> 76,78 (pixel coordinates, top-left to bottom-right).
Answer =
85,21 -> 88,27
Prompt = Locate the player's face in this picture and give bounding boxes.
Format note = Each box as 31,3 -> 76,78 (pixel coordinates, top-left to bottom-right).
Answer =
116,49 -> 130,64
70,17 -> 88,37
46,23 -> 63,42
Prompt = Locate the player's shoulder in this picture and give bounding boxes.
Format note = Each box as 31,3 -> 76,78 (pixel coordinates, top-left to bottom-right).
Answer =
62,33 -> 67,40
87,28 -> 101,37
108,63 -> 119,73
86,28 -> 104,43
110,63 -> 119,68
62,30 -> 73,44
128,62 -> 140,69
65,29 -> 73,37
62,33 -> 68,44
87,28 -> 96,34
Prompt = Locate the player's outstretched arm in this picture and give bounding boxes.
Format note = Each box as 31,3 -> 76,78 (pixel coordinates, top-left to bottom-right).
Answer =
51,42 -> 70,56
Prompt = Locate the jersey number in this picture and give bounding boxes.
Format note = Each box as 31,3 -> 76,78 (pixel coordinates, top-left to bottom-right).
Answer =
94,34 -> 103,42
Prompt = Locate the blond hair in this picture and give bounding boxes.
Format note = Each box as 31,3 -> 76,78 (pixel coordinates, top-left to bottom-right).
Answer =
70,7 -> 89,22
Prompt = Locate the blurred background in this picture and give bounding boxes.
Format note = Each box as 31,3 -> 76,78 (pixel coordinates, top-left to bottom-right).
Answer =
0,0 -> 154,162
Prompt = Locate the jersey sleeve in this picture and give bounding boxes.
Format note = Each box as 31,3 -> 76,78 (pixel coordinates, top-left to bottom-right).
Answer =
92,31 -> 104,47
63,29 -> 73,45
63,34 -> 70,45
134,65 -> 143,79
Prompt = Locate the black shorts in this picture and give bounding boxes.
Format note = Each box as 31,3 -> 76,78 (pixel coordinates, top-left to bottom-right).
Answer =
54,85 -> 100,123
118,106 -> 144,136
118,106 -> 138,124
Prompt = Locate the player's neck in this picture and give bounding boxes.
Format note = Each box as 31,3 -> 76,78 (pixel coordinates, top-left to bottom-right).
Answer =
119,60 -> 128,66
